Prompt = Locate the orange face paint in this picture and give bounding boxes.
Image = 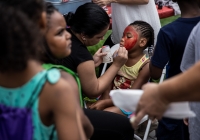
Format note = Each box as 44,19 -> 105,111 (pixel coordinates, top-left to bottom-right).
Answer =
122,26 -> 138,50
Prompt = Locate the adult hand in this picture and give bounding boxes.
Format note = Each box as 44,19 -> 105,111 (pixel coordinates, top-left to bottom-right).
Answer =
92,0 -> 112,7
112,47 -> 128,68
130,83 -> 169,129
88,100 -> 109,110
93,48 -> 107,67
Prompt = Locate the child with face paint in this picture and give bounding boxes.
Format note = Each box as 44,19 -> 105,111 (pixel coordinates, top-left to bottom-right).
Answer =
88,20 -> 155,138
89,20 -> 154,114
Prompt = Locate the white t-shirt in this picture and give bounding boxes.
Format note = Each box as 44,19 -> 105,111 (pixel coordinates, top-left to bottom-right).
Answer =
111,0 -> 161,45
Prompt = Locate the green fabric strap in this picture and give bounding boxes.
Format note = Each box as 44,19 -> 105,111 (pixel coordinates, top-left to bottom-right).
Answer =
42,63 -> 83,107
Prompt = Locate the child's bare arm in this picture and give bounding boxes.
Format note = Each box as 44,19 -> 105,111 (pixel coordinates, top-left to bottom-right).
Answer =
60,72 -> 94,138
52,78 -> 93,140
131,62 -> 150,89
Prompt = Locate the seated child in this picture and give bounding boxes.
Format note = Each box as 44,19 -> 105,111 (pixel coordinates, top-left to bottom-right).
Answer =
88,20 -> 157,138
88,20 -> 154,114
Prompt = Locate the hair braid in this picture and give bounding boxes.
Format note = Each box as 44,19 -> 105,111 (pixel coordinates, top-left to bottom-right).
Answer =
129,20 -> 154,58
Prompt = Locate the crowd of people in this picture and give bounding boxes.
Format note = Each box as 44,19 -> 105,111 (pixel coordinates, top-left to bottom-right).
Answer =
0,0 -> 200,140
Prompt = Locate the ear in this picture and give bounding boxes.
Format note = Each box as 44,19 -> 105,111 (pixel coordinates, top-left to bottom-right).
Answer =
80,33 -> 86,41
38,12 -> 47,33
139,38 -> 148,48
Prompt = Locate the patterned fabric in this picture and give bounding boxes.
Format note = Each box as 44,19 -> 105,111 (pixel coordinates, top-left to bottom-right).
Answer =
113,54 -> 149,89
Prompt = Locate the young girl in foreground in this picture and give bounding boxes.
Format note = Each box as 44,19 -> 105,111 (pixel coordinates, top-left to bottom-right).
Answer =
0,3 -> 92,140
89,21 -> 154,116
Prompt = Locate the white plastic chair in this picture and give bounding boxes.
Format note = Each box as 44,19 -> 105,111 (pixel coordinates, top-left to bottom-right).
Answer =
100,44 -> 152,140
159,65 -> 166,84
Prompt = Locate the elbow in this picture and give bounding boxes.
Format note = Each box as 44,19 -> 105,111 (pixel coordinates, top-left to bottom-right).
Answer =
150,75 -> 160,80
150,70 -> 161,80
83,89 -> 101,99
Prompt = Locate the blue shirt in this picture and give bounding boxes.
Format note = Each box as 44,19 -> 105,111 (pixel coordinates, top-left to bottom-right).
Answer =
151,16 -> 200,140
151,16 -> 200,79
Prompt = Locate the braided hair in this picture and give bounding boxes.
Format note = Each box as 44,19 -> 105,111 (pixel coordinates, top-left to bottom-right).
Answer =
129,20 -> 154,58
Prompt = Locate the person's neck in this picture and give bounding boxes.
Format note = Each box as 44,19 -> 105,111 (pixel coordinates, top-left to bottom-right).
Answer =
70,29 -> 85,44
0,60 -> 43,88
128,49 -> 144,59
125,50 -> 144,66
179,2 -> 200,18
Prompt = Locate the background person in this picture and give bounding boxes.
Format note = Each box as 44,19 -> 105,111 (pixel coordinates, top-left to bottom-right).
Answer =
93,0 -> 161,45
149,0 -> 200,139
180,21 -> 200,140
131,60 -> 200,129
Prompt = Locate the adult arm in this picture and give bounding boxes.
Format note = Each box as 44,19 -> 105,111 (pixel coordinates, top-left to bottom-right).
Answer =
131,62 -> 150,89
92,0 -> 149,7
131,61 -> 200,129
158,61 -> 200,102
77,47 -> 127,98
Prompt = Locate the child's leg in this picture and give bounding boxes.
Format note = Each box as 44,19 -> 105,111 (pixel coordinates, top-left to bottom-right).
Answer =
103,106 -> 126,117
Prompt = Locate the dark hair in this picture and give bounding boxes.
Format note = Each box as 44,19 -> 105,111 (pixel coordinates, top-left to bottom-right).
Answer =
65,2 -> 110,38
0,4 -> 42,72
0,0 -> 44,23
45,2 -> 58,29
43,2 -> 59,64
129,20 -> 154,58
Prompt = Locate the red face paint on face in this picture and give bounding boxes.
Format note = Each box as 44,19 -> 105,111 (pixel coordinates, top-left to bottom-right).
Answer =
122,26 -> 138,50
